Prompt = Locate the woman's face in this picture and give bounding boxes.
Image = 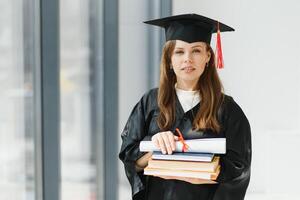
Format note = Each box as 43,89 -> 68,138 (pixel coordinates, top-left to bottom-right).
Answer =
171,40 -> 211,88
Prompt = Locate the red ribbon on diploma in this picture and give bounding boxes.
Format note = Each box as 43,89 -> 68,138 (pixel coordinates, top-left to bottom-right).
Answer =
175,128 -> 189,152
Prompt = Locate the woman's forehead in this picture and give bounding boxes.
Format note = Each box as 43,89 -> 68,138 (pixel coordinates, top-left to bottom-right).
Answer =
174,40 -> 206,48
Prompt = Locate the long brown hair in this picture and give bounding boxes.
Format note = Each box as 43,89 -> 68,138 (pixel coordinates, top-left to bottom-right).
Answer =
157,40 -> 224,133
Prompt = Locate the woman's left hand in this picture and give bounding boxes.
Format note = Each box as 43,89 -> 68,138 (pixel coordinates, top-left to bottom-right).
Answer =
155,175 -> 217,184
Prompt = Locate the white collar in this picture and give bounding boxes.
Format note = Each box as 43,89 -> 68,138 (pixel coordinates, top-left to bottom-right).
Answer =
175,84 -> 201,112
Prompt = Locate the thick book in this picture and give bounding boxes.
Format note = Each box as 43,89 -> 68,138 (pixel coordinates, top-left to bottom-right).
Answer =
140,138 -> 226,154
152,152 -> 214,162
148,156 -> 220,172
144,165 -> 220,180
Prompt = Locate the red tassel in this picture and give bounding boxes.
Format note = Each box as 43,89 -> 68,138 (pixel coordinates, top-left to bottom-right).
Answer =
215,22 -> 224,69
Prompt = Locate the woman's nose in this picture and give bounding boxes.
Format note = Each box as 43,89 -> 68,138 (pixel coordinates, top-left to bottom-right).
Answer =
184,52 -> 192,63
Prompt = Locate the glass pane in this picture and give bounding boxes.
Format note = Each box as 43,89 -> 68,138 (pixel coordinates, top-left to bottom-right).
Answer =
0,0 -> 36,200
60,0 -> 96,199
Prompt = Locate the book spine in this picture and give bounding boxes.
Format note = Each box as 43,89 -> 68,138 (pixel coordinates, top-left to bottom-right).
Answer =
144,169 -> 212,180
147,163 -> 215,172
151,155 -> 211,162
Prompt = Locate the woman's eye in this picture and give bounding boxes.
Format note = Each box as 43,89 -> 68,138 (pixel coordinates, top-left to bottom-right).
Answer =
174,51 -> 184,54
192,49 -> 201,53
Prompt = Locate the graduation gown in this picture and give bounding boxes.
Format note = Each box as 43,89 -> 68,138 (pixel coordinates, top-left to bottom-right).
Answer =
119,88 -> 251,200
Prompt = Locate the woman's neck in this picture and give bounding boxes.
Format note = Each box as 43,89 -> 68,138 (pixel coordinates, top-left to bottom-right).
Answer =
176,80 -> 199,91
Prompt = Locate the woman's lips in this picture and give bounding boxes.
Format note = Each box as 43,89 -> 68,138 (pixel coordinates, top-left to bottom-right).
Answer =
182,66 -> 195,73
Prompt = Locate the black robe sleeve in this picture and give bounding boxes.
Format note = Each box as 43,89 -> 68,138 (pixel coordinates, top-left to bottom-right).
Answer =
213,97 -> 252,200
119,91 -> 154,200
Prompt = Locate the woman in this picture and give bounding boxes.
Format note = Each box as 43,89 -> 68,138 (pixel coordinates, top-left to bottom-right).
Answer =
119,14 -> 251,200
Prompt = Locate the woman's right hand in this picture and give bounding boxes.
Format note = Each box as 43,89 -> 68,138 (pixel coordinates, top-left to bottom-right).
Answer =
151,131 -> 179,154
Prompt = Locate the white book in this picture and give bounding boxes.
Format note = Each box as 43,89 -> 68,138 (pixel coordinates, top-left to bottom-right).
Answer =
140,138 -> 226,154
152,152 -> 214,162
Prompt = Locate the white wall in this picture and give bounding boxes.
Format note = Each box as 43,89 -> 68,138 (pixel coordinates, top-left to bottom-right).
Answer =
119,1 -> 149,131
118,1 -> 149,199
173,0 -> 300,199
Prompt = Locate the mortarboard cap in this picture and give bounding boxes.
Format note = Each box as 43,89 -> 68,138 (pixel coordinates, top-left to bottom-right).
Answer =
144,13 -> 235,68
144,13 -> 234,44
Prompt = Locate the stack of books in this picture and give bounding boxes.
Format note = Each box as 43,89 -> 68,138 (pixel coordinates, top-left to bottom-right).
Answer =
140,138 -> 225,181
144,152 -> 220,181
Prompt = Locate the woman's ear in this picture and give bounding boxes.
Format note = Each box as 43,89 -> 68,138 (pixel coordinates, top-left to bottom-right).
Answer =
206,51 -> 211,63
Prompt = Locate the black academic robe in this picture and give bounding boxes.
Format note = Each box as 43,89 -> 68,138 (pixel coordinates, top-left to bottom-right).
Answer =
119,88 -> 251,200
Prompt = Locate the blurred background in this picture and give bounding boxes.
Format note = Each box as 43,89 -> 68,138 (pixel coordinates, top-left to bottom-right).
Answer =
0,0 -> 300,200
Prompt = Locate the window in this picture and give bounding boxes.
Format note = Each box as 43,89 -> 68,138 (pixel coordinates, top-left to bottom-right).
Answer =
0,0 -> 36,199
60,1 -> 97,199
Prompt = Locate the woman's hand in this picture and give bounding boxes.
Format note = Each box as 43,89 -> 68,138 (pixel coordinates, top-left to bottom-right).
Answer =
151,131 -> 179,154
135,152 -> 153,172
155,175 -> 217,184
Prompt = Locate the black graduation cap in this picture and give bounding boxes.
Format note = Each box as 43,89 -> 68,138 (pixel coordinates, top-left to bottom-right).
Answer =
144,13 -> 235,68
144,13 -> 234,44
